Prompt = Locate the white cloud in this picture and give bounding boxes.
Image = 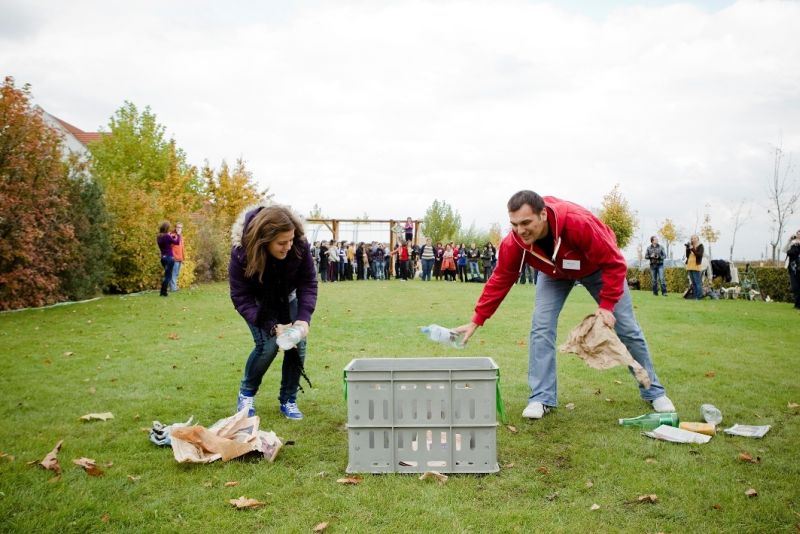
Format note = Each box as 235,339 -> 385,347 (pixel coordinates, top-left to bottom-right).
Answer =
2,0 -> 799,260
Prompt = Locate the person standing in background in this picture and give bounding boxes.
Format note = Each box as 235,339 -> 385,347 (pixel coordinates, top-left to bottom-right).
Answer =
156,222 -> 180,297
685,235 -> 704,300
169,222 -> 185,292
645,236 -> 667,296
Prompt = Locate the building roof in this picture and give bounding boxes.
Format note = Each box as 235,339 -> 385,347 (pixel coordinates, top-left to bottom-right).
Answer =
51,116 -> 104,145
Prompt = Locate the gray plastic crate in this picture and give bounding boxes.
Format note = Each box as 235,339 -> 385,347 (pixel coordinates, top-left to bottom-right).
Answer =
344,357 -> 500,474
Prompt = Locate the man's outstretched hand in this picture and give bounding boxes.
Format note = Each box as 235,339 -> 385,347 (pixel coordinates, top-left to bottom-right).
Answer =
453,322 -> 480,344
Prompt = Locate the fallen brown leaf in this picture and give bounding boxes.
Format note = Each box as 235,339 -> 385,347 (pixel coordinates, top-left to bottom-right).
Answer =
536,466 -> 550,475
63,351 -> 74,357
788,402 -> 799,409
79,412 -> 114,422
637,494 -> 658,504
313,522 -> 329,532
590,503 -> 600,511
224,481 -> 240,487
712,504 -> 722,510
73,457 -> 104,477
645,458 -> 657,464
419,471 -> 448,484
127,475 -> 140,482
101,514 -> 110,523
745,488 -> 758,498
503,462 -> 515,469
39,440 -> 63,475
705,371 -> 716,378
737,452 -> 761,464
594,389 -> 602,395
506,425 -> 518,433
229,496 -> 266,509
336,476 -> 362,485
0,452 -> 14,462
586,480 -> 594,488
167,332 -> 179,340
565,403 -> 575,410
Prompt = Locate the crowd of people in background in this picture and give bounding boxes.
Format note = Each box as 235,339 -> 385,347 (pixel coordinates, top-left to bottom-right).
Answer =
310,238 -> 507,284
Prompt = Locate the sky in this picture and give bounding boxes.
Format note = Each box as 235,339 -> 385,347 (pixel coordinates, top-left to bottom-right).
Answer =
2,0 -> 799,261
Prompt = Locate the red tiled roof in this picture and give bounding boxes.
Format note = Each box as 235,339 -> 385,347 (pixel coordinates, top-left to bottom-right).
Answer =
52,116 -> 105,146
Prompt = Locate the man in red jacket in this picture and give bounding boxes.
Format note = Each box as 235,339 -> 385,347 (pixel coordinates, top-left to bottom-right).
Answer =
455,190 -> 674,419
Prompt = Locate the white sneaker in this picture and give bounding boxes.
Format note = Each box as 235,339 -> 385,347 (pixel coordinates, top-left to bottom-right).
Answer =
522,401 -> 550,419
651,396 -> 676,413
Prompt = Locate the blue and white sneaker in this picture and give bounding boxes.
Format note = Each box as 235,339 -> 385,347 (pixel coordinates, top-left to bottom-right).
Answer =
236,393 -> 256,417
280,402 -> 303,420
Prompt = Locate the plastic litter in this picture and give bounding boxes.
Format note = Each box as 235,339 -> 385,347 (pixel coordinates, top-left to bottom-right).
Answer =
723,424 -> 771,438
643,424 -> 712,444
700,404 -> 723,425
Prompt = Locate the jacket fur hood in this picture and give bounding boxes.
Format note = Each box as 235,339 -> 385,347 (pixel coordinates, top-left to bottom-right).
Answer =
230,200 -> 308,248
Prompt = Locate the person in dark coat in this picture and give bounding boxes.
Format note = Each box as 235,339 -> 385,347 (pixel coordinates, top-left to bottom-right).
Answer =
229,203 -> 318,420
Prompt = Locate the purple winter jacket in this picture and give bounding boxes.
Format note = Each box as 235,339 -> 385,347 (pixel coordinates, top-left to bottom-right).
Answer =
228,207 -> 318,333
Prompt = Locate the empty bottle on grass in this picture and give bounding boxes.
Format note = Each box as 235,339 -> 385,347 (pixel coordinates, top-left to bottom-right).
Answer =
700,404 -> 722,425
618,412 -> 679,430
277,326 -> 305,350
420,324 -> 465,349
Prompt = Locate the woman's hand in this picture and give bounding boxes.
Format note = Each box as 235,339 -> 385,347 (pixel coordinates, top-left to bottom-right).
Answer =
292,320 -> 309,337
453,322 -> 479,344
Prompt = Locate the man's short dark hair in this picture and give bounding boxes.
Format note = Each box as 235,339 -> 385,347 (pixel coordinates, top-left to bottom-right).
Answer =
507,190 -> 545,212
650,235 -> 657,243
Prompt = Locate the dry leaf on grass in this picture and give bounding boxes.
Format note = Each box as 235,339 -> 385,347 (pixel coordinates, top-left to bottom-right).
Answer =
737,452 -> 761,464
79,412 -> 114,422
545,492 -> 559,501
336,476 -> 362,485
645,458 -> 657,464
788,402 -> 799,409
39,440 -> 63,475
73,457 -> 104,477
224,481 -> 239,487
636,494 -> 658,504
229,496 -> 266,509
127,475 -> 140,482
536,466 -> 550,475
101,513 -> 110,523
506,425 -> 518,433
313,522 -> 329,532
590,503 -> 600,511
712,504 -> 722,510
705,371 -> 716,378
586,480 -> 594,488
614,380 -> 622,385
744,488 -> 758,498
565,403 -> 575,410
63,351 -> 74,357
0,452 -> 14,462
503,462 -> 515,469
419,471 -> 448,484
167,332 -> 179,340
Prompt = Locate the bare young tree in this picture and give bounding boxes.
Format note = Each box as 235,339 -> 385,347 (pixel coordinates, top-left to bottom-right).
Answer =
767,143 -> 799,262
728,199 -> 751,262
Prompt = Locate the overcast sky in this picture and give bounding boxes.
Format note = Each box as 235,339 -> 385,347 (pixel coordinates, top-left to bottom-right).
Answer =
2,0 -> 799,260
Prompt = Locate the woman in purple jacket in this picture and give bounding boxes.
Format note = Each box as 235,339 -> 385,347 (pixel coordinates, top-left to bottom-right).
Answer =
156,222 -> 180,297
229,203 -> 318,420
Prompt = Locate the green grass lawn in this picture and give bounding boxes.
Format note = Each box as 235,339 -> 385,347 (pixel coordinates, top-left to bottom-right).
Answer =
1,280 -> 799,533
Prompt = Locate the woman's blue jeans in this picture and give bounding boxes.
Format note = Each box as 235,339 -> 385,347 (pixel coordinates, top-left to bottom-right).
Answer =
240,299 -> 306,404
160,256 -> 174,295
529,270 -> 666,407
421,258 -> 434,281
688,270 -> 703,299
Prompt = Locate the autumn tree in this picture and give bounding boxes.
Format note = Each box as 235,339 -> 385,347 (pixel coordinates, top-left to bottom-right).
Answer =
0,77 -> 77,309
207,158 -> 267,231
598,184 -> 638,249
657,218 -> 680,259
699,211 -> 720,259
422,200 -> 461,244
488,222 -> 503,245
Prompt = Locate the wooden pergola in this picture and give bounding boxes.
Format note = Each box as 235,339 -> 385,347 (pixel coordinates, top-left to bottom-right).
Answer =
306,218 -> 421,249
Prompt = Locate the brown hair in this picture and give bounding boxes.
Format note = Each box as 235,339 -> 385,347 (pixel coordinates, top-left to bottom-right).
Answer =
243,206 -> 306,281
507,190 -> 545,212
158,221 -> 170,234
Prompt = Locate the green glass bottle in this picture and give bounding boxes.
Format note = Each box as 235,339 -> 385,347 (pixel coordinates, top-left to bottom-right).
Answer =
618,412 -> 679,430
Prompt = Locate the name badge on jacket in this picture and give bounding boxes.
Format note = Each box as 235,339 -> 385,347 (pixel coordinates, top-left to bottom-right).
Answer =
562,259 -> 581,270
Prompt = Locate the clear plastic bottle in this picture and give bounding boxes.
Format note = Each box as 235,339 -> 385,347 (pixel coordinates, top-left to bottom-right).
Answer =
618,412 -> 679,430
419,324 -> 465,349
700,404 -> 722,425
276,326 -> 304,350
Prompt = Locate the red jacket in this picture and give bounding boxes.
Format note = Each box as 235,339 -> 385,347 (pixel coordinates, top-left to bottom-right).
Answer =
472,196 -> 626,325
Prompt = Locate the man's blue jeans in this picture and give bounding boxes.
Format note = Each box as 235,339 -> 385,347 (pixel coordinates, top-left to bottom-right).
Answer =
421,258 -> 434,281
240,299 -> 306,404
650,264 -> 666,295
373,260 -> 385,280
529,270 -> 666,407
170,261 -> 182,291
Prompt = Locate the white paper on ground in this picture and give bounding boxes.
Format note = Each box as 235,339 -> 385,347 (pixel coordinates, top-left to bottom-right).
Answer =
643,424 -> 712,444
723,424 -> 771,438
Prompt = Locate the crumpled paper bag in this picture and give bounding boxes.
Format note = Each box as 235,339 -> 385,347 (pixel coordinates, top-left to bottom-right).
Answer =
559,314 -> 652,388
169,409 -> 282,463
